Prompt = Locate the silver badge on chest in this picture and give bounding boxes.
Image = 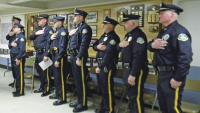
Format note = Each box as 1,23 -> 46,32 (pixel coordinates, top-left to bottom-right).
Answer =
128,36 -> 132,42
103,36 -> 108,42
162,34 -> 170,41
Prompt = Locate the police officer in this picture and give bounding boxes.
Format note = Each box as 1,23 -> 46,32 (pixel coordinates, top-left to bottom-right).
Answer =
68,9 -> 92,112
6,16 -> 22,88
29,14 -> 53,97
119,14 -> 148,113
148,3 -> 193,113
44,16 -> 68,106
10,23 -> 26,97
93,16 -> 120,113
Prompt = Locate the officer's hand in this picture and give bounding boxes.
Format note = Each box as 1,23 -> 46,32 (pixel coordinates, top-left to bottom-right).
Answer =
35,30 -> 44,35
151,39 -> 168,49
76,58 -> 81,66
11,42 -> 17,47
50,33 -> 57,40
95,67 -> 101,74
9,32 -> 15,36
54,61 -> 60,68
43,56 -> 49,62
15,59 -> 20,66
97,43 -> 107,51
128,75 -> 136,86
170,78 -> 182,89
119,41 -> 129,48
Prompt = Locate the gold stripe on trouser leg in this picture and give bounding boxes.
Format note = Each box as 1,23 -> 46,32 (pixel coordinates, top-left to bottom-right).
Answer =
136,70 -> 143,113
20,62 -> 23,95
81,58 -> 86,106
46,68 -> 50,92
108,70 -> 113,113
61,58 -> 65,101
174,87 -> 180,113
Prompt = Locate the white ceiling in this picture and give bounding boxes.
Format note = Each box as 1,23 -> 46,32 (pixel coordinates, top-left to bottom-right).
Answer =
0,0 -> 192,15
0,0 -> 140,15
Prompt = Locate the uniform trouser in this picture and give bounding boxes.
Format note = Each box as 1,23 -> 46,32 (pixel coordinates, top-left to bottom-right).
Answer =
71,56 -> 88,106
97,67 -> 115,113
10,54 -> 16,80
12,57 -> 25,94
157,71 -> 185,113
124,68 -> 147,113
52,55 -> 66,101
35,52 -> 50,92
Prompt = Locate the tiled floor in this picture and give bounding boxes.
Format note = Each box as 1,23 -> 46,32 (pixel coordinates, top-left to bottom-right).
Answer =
0,68 -> 159,113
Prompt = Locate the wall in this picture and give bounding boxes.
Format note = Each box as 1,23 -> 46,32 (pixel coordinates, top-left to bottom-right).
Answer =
0,14 -> 25,49
172,0 -> 200,80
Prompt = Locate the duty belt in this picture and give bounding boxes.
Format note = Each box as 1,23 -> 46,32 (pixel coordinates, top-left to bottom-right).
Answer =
96,58 -> 103,65
157,66 -> 174,72
50,47 -> 59,54
67,49 -> 79,56
36,48 -> 45,53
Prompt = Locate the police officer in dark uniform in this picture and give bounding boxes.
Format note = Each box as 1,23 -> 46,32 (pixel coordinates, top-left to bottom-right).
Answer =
29,14 -> 53,97
44,16 -> 68,106
10,23 -> 26,97
93,16 -> 120,113
119,14 -> 148,113
68,9 -> 92,112
148,3 -> 193,113
6,16 -> 22,88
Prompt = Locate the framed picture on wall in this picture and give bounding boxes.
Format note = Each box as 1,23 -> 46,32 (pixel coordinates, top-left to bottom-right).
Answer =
68,14 -> 74,31
86,12 -> 98,23
103,9 -> 111,18
48,14 -> 57,26
90,25 -> 97,37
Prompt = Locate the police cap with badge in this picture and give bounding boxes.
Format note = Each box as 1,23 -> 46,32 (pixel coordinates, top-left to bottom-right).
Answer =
74,8 -> 88,18
54,16 -> 65,22
37,14 -> 49,20
121,14 -> 140,22
12,16 -> 21,22
158,2 -> 183,15
103,16 -> 119,26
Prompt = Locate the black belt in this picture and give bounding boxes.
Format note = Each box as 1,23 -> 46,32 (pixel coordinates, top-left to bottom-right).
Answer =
50,47 -> 59,54
36,48 -> 45,53
67,49 -> 79,56
157,66 -> 174,72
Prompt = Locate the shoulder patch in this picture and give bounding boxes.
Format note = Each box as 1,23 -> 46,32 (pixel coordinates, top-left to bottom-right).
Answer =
61,32 -> 66,36
136,37 -> 145,44
82,29 -> 88,34
20,38 -> 25,42
162,34 -> 170,41
109,40 -> 116,45
49,30 -> 53,35
178,33 -> 189,42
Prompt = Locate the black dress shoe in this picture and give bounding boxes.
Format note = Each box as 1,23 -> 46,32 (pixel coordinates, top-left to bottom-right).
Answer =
69,101 -> 78,108
49,94 -> 58,99
8,82 -> 15,88
12,91 -> 17,94
53,100 -> 67,106
73,104 -> 88,112
95,108 -> 103,113
13,92 -> 24,97
41,92 -> 51,97
34,88 -> 43,93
